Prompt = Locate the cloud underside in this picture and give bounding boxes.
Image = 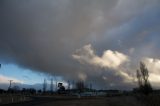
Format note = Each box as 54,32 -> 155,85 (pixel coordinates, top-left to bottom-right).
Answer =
0,0 -> 160,89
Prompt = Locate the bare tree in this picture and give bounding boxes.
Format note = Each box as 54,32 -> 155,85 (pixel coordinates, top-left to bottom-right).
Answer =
136,62 -> 152,95
137,70 -> 142,87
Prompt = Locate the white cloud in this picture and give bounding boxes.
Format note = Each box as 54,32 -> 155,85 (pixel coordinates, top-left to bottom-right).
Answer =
149,73 -> 160,83
142,57 -> 160,86
72,44 -> 134,87
72,45 -> 160,88
143,57 -> 160,74
72,44 -> 129,69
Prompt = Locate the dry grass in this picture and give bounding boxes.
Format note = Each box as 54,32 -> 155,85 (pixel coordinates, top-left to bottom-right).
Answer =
135,94 -> 160,106
0,95 -> 30,105
2,95 -> 160,106
32,96 -> 144,106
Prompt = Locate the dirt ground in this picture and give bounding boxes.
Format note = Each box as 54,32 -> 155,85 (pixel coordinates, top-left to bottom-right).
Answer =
1,95 -> 146,106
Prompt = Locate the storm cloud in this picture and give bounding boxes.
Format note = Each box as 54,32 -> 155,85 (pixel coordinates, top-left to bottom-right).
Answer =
1,0 -> 160,89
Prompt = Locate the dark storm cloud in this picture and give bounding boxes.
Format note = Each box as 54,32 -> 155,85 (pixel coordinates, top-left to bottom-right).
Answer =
0,0 -> 160,89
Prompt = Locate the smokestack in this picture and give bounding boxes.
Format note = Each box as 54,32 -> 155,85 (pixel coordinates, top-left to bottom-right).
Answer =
43,79 -> 47,92
50,78 -> 53,92
68,80 -> 70,90
8,80 -> 13,90
72,80 -> 75,89
53,76 -> 58,91
90,83 -> 92,90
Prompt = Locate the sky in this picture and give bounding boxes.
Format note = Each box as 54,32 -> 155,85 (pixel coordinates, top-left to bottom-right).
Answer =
0,64 -> 45,84
0,0 -> 160,90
